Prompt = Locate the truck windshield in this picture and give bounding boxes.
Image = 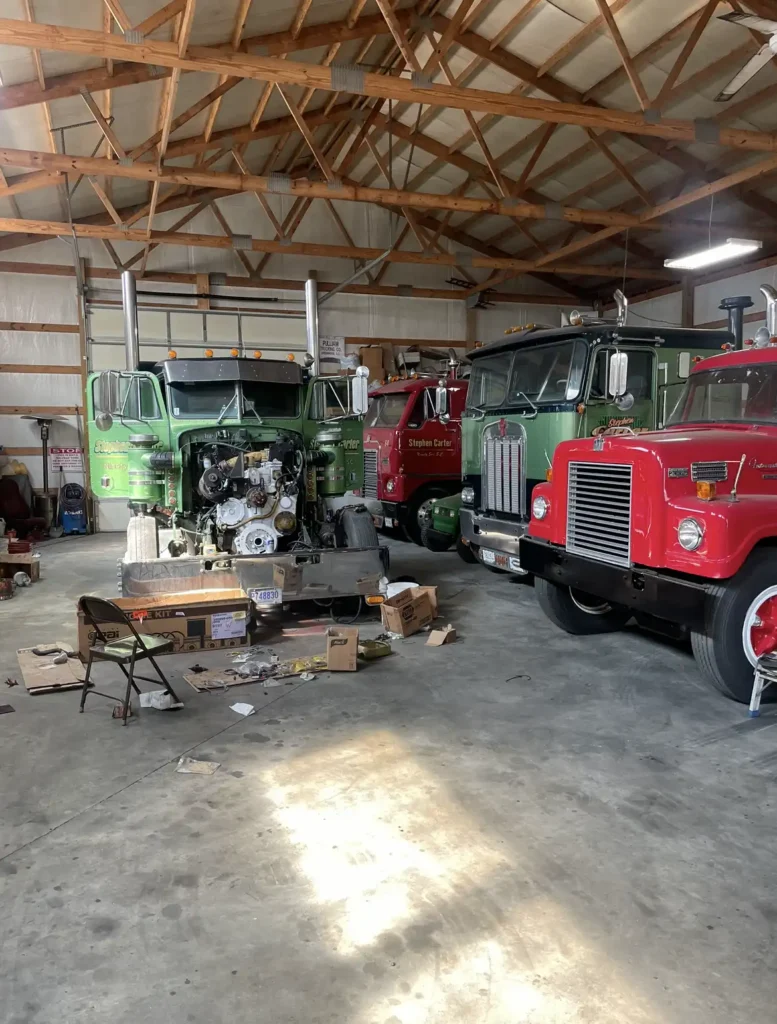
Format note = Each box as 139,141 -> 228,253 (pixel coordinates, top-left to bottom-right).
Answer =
365,393 -> 408,427
242,381 -> 298,418
508,340 -> 587,405
467,352 -> 512,410
169,381 -> 236,418
667,362 -> 777,425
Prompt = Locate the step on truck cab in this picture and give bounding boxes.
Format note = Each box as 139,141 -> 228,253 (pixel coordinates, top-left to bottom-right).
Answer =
521,286 -> 777,702
362,355 -> 468,544
459,293 -> 737,574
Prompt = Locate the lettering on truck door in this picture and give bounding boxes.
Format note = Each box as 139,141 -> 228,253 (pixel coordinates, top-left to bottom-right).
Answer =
404,388 -> 458,480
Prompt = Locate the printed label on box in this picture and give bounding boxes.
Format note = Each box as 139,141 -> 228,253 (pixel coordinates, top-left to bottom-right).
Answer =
210,610 -> 247,640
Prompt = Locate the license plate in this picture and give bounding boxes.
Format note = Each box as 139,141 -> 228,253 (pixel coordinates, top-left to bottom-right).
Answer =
249,587 -> 282,605
372,515 -> 384,528
482,548 -> 508,566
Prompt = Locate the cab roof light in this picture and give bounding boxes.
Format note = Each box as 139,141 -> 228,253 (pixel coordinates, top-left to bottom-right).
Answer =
168,350 -> 177,359
230,348 -> 239,357
204,349 -> 214,358
253,350 -> 262,359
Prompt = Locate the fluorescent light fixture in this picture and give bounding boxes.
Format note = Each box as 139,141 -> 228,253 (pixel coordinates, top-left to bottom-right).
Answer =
664,238 -> 762,270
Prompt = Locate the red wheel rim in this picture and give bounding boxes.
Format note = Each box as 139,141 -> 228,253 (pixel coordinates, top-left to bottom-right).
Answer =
750,594 -> 777,658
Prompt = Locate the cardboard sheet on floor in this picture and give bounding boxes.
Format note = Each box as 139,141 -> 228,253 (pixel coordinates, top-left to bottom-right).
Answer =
17,643 -> 85,695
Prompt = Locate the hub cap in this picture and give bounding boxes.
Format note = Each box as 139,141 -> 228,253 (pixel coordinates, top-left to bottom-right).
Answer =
569,588 -> 612,616
743,585 -> 777,666
416,498 -> 435,529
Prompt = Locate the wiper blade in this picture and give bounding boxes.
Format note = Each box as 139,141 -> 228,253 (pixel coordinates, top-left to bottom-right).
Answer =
243,399 -> 263,424
216,392 -> 238,424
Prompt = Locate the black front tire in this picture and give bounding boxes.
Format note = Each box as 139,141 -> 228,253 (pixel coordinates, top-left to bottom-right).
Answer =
421,527 -> 453,552
535,577 -> 631,634
456,534 -> 479,564
691,550 -> 777,702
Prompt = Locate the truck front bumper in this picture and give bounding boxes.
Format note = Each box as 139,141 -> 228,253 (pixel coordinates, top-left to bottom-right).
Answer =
519,536 -> 709,632
460,508 -> 528,574
121,546 -> 390,606
374,500 -> 406,530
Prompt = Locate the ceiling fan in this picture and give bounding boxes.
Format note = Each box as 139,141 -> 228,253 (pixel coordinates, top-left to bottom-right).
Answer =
716,12 -> 777,101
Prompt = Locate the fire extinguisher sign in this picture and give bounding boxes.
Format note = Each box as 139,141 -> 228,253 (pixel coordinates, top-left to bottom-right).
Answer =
50,447 -> 84,470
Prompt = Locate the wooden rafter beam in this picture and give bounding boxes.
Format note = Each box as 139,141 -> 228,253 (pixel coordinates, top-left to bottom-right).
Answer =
134,0 -> 187,37
593,0 -> 649,110
0,213 -> 679,280
0,143 -> 734,234
650,0 -> 717,111
102,0 -> 131,33
79,88 -> 127,160
177,0 -> 197,57
374,0 -> 422,72
2,18 -> 777,152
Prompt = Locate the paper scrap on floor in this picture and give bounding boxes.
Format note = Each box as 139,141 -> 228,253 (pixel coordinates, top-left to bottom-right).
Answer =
176,757 -> 220,775
139,691 -> 184,710
230,702 -> 256,716
426,624 -> 457,646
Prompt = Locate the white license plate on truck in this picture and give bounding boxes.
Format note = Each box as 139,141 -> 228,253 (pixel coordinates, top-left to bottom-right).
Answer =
249,587 -> 282,605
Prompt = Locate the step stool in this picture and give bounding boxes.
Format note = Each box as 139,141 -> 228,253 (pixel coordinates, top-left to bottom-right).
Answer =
749,652 -> 777,717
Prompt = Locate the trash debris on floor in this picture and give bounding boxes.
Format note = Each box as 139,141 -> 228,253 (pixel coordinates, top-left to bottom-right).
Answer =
4,677 -> 18,687
358,638 -> 392,660
0,704 -> 15,714
230,702 -> 256,717
427,624 -> 457,646
326,627 -> 359,671
176,756 -> 220,775
16,642 -> 85,695
139,691 -> 184,711
184,654 -> 328,692
380,585 -> 438,638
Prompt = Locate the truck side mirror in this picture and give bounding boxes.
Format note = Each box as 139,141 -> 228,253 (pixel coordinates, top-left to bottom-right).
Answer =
95,371 -> 119,430
677,351 -> 691,379
434,380 -> 449,420
608,351 -> 629,398
350,367 -> 369,416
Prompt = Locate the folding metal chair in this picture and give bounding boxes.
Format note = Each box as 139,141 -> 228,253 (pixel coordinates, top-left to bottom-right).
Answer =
77,596 -> 181,725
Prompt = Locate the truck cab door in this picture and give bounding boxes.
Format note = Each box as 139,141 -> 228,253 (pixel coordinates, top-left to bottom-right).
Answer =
404,388 -> 458,481
583,347 -> 656,438
87,371 -> 169,499
308,376 -> 363,491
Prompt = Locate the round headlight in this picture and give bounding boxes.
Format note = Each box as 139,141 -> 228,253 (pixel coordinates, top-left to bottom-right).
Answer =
386,478 -> 395,493
677,517 -> 703,551
461,486 -> 475,505
532,495 -> 550,520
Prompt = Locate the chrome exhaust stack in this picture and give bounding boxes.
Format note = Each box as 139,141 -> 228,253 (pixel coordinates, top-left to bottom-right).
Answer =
121,270 -> 140,370
305,274 -> 319,375
614,289 -> 628,327
718,294 -> 753,348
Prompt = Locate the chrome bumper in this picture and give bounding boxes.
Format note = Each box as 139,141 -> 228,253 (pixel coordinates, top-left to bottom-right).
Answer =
121,546 -> 389,605
460,508 -> 527,558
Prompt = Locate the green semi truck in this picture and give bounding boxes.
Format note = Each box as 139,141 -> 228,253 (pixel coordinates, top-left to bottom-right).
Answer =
431,294 -> 752,574
87,273 -> 387,606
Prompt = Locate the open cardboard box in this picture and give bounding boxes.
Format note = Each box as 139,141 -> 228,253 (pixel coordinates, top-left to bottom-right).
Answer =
380,585 -> 438,638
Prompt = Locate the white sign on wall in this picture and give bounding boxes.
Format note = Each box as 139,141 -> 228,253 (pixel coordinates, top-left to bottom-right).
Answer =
50,447 -> 84,471
319,335 -> 346,371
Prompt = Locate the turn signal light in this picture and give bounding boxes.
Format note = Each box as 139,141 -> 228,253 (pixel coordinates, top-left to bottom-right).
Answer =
365,595 -> 385,605
204,349 -> 214,358
696,481 -> 717,500
545,468 -> 553,482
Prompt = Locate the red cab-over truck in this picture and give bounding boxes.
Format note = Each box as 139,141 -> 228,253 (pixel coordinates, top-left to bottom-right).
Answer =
362,366 -> 467,544
521,285 -> 777,702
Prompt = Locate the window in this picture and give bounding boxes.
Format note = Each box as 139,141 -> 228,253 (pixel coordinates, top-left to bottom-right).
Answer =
507,340 -> 587,407
168,381 -> 237,418
311,378 -> 349,420
364,393 -> 408,427
589,348 -> 653,402
407,389 -> 436,428
242,381 -> 299,418
93,373 -> 161,420
467,352 -> 512,410
667,363 -> 777,426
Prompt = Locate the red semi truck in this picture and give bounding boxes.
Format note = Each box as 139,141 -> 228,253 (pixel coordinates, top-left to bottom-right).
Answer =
362,369 -> 467,543
521,285 -> 777,702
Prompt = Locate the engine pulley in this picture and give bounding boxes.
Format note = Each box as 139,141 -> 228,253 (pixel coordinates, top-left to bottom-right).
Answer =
233,522 -> 277,555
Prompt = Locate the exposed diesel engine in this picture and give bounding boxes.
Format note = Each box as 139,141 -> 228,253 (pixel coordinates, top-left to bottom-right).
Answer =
191,437 -> 304,555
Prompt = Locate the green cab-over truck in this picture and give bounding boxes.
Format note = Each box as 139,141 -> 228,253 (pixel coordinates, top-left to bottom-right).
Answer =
456,293 -> 753,573
87,274 -> 387,607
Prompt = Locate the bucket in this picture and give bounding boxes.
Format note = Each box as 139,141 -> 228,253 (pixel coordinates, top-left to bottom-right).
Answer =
0,578 -> 14,601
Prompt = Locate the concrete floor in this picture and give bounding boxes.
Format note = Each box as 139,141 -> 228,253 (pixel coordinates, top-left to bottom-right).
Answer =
1,534 -> 776,1024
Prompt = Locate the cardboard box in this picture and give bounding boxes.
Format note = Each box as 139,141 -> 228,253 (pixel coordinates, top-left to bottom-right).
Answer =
380,586 -> 435,637
0,552 -> 40,582
273,562 -> 303,592
326,626 -> 359,671
77,589 -> 251,659
359,346 -> 384,384
427,624 -> 457,646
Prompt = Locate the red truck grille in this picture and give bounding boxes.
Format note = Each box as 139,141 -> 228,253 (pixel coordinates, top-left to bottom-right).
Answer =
363,448 -> 378,498
566,461 -> 632,568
